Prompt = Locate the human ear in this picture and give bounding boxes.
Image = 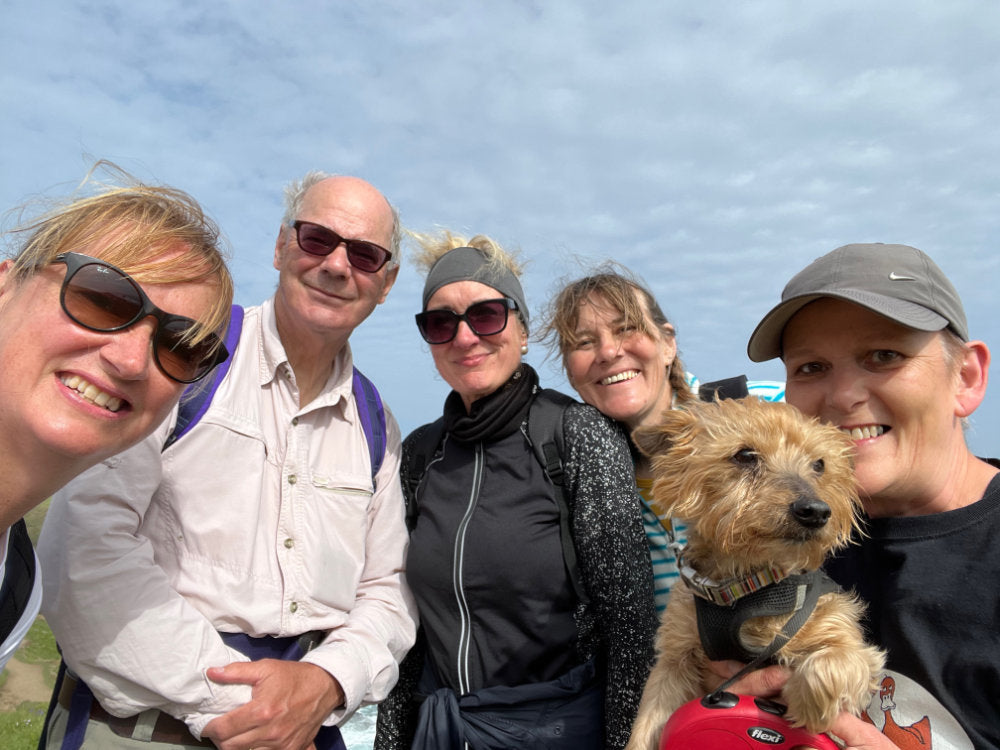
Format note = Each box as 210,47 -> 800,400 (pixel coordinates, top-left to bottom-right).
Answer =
376,263 -> 400,305
955,341 -> 990,418
272,225 -> 289,271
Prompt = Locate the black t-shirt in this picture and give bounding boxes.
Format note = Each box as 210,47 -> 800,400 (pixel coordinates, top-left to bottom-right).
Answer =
825,461 -> 1000,750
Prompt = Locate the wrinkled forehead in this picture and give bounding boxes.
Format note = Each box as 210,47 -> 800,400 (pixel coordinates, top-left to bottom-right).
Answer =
576,292 -> 625,325
579,288 -> 664,334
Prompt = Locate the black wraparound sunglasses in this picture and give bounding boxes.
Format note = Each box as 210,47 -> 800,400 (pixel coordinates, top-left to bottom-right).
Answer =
415,298 -> 518,344
291,220 -> 393,273
53,252 -> 228,384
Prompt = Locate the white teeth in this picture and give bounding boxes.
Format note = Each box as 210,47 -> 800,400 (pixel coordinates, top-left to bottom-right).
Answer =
841,425 -> 885,440
60,375 -> 124,413
601,370 -> 639,386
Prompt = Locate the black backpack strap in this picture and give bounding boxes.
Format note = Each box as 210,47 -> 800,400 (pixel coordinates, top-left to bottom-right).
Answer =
0,519 -> 35,644
698,375 -> 750,402
527,389 -> 590,605
163,304 -> 245,450
402,418 -> 446,532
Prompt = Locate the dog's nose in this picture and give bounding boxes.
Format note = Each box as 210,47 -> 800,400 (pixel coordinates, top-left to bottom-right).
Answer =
790,497 -> 831,528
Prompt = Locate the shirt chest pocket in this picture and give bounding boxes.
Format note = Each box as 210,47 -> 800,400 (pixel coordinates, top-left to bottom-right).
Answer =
310,474 -> 373,499
303,473 -> 375,534
298,474 -> 373,585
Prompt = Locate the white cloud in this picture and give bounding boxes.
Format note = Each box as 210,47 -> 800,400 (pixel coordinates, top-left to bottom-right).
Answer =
2,0 -> 1000,448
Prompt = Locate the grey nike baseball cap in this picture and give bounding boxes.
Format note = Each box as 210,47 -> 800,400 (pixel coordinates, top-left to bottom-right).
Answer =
747,242 -> 969,362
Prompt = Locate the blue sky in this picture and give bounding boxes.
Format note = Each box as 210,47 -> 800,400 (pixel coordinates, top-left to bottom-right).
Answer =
3,0 -> 1000,452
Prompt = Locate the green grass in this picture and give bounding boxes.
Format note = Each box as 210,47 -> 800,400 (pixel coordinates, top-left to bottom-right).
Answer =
22,499 -> 50,544
1,618 -> 59,749
0,701 -> 49,750
18,618 -> 60,683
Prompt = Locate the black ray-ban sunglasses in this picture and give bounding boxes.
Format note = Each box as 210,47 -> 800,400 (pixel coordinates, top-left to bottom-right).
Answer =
415,298 -> 518,344
292,220 -> 393,273
53,252 -> 228,384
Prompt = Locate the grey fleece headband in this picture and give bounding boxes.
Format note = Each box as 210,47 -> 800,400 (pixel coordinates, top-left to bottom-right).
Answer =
421,246 -> 529,324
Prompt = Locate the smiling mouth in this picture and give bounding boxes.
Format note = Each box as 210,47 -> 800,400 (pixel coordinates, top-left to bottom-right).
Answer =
456,352 -> 491,366
840,424 -> 886,440
61,375 -> 125,413
601,370 -> 639,386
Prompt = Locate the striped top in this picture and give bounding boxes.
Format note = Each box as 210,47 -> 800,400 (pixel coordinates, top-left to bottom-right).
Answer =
637,478 -> 686,613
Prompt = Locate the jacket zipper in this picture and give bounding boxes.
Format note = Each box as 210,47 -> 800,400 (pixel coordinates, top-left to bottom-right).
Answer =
452,441 -> 484,694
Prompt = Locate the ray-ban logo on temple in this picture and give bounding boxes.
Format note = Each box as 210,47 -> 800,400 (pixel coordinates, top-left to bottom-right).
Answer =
415,298 -> 518,344
53,252 -> 228,383
292,220 -> 392,273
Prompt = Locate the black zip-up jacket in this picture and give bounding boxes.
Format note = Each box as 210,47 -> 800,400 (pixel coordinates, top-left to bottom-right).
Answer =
376,393 -> 656,750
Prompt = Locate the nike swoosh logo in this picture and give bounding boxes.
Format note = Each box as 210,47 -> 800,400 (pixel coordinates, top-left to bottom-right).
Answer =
888,272 -> 917,281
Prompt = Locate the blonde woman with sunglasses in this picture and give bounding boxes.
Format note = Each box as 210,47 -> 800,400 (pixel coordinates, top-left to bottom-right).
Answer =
375,232 -> 656,750
0,163 -> 232,673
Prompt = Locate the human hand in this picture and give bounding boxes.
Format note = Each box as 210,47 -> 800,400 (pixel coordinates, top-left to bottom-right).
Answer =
202,659 -> 343,750
829,712 -> 900,749
703,660 -> 789,698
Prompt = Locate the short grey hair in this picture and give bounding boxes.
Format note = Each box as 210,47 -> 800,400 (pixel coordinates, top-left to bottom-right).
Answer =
281,170 -> 401,267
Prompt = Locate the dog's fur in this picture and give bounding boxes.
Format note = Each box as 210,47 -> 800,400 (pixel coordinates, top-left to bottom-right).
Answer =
625,398 -> 885,750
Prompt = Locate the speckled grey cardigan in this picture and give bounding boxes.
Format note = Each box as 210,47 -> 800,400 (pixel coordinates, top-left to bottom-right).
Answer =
374,397 -> 657,750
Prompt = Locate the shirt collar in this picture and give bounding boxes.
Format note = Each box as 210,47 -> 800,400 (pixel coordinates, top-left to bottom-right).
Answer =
258,297 -> 357,414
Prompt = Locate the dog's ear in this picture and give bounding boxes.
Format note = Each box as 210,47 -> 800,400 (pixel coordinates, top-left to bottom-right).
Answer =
631,408 -> 698,457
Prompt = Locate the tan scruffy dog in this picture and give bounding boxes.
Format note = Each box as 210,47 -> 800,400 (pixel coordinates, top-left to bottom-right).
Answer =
625,397 -> 885,750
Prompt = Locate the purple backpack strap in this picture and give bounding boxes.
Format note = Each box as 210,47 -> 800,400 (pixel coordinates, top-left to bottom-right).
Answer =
163,305 -> 244,450
352,366 -> 387,483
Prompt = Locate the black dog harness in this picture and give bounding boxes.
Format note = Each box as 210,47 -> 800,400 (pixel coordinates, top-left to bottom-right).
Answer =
679,557 -> 842,697
693,570 -> 841,664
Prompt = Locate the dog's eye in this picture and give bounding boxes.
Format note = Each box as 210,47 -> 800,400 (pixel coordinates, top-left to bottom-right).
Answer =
732,448 -> 759,466
812,458 -> 825,474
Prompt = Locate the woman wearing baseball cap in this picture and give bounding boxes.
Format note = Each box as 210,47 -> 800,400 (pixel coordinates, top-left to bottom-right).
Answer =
746,243 -> 997,749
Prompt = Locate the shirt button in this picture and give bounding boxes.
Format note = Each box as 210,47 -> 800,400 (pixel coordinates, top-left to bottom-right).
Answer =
288,474 -> 297,485
289,602 -> 298,613
292,417 -> 299,426
284,538 -> 294,549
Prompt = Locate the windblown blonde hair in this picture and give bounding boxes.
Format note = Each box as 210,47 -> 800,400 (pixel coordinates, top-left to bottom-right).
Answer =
409,229 -> 524,278
6,161 -> 233,346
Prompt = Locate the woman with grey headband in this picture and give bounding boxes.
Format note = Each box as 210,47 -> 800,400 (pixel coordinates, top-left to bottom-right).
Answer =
374,232 -> 656,750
